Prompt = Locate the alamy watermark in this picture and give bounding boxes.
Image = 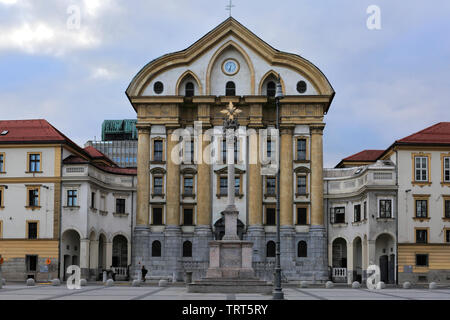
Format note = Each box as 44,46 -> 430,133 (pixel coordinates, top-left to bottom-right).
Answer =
367,5 -> 381,30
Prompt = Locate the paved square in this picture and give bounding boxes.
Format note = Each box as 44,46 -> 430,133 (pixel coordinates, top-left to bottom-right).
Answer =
1,283 -> 450,300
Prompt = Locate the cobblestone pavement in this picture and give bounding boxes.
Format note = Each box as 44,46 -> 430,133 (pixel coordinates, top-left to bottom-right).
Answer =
0,283 -> 450,300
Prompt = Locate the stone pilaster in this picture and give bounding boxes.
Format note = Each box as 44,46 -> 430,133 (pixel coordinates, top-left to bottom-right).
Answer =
89,240 -> 99,279
280,128 -> 293,226
166,127 -> 181,226
310,124 -> 325,226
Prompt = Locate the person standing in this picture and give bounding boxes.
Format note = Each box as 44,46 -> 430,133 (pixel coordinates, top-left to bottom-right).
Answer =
141,265 -> 148,282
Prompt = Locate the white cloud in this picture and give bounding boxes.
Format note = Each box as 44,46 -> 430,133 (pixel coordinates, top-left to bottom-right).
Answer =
90,67 -> 116,80
0,0 -> 18,5
0,22 -> 99,55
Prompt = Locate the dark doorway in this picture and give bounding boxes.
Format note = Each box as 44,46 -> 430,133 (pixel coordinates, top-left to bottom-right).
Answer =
379,255 -> 389,283
388,254 -> 395,284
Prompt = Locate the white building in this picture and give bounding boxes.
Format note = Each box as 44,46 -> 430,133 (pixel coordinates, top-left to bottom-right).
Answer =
61,146 -> 136,280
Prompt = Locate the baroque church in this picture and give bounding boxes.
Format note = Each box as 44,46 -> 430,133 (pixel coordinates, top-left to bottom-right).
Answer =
126,17 -> 335,281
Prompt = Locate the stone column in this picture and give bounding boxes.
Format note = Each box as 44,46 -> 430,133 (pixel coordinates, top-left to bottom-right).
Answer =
247,129 -> 264,266
248,130 -> 262,226
279,127 -> 296,277
194,131 -> 213,272
165,127 -> 182,281
166,127 -> 181,226
196,132 -> 211,226
106,241 -> 113,270
347,242 -> 354,284
280,128 -> 293,226
80,239 -> 90,279
89,240 -> 99,280
310,124 -> 325,226
362,237 -> 368,282
368,240 -> 376,266
136,125 -> 151,226
133,124 -> 151,277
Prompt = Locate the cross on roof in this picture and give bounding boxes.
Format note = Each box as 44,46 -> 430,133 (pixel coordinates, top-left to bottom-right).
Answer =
226,0 -> 235,17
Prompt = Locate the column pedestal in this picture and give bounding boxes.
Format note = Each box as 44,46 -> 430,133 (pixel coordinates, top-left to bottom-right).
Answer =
164,225 -> 183,281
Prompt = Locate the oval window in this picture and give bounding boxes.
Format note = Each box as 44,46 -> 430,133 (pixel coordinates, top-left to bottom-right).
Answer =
154,81 -> 164,94
296,81 -> 307,94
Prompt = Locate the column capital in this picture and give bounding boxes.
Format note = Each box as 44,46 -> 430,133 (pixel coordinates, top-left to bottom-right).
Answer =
310,123 -> 326,134
136,124 -> 151,134
280,127 -> 294,135
166,126 -> 181,135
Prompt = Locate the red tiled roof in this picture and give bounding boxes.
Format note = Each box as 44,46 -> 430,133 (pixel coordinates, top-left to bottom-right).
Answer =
396,122 -> 450,145
342,149 -> 385,162
0,119 -> 79,146
96,165 -> 137,175
84,146 -> 106,158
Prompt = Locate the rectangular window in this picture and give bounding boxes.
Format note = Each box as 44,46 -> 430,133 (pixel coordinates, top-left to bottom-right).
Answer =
26,255 -> 38,272
354,204 -> 361,222
0,188 -> 3,207
415,200 -> 428,218
416,254 -> 428,267
297,139 -> 306,160
446,230 -> 450,243
153,177 -> 163,195
28,222 -> 38,239
0,153 -> 4,172
220,177 -> 227,195
116,199 -> 125,214
29,153 -> 41,172
67,190 -> 77,207
297,176 -> 307,195
415,156 -> 428,181
91,192 -> 96,209
154,140 -> 163,161
444,157 -> 450,182
189,140 -> 195,163
266,208 -> 276,226
416,229 -> 428,244
184,177 -> 193,195
266,177 -> 276,195
28,188 -> 39,207
379,200 -> 392,218
267,140 -> 273,159
100,195 -> 106,211
235,177 -> 240,196
152,207 -> 163,225
331,207 -> 345,224
183,208 -> 194,226
445,200 -> 450,218
297,207 -> 307,225
221,140 -> 227,163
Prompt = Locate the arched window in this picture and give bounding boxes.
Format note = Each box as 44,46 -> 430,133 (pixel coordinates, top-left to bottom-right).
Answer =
266,241 -> 276,257
185,82 -> 194,97
266,81 -> 276,97
298,241 -> 307,257
152,240 -> 161,257
182,241 -> 192,257
225,81 -> 236,96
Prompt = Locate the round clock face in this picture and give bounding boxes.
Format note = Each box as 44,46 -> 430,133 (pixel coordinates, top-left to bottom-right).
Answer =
222,59 -> 239,75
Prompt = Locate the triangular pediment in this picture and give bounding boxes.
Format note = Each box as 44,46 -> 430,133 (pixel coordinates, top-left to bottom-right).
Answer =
126,17 -> 334,98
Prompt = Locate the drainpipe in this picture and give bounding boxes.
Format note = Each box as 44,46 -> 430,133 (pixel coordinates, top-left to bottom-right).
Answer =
58,146 -> 63,280
395,150 -> 399,285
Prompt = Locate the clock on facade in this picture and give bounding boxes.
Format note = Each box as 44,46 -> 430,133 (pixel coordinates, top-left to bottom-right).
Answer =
222,58 -> 240,76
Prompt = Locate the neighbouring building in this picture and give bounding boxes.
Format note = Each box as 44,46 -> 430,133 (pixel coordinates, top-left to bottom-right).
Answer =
61,145 -> 136,281
378,122 -> 450,284
126,17 -> 335,282
0,120 -> 79,281
324,160 -> 397,284
85,119 -> 138,168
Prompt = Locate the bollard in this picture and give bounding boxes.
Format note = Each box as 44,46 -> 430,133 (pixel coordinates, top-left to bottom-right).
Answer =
185,272 -> 193,284
27,278 -> 36,286
132,279 -> 141,287
106,279 -> 114,287
80,279 -> 87,287
51,279 -> 61,286
300,281 -> 308,288
403,281 -> 411,289
352,281 -> 361,289
325,281 -> 334,289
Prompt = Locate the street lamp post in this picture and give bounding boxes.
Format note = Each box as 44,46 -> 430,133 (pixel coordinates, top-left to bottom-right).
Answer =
273,75 -> 284,300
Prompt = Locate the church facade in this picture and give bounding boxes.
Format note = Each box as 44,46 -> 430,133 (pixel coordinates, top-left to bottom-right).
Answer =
126,18 -> 335,281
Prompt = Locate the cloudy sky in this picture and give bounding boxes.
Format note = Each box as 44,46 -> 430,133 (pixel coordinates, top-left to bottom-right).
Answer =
0,0 -> 449,167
